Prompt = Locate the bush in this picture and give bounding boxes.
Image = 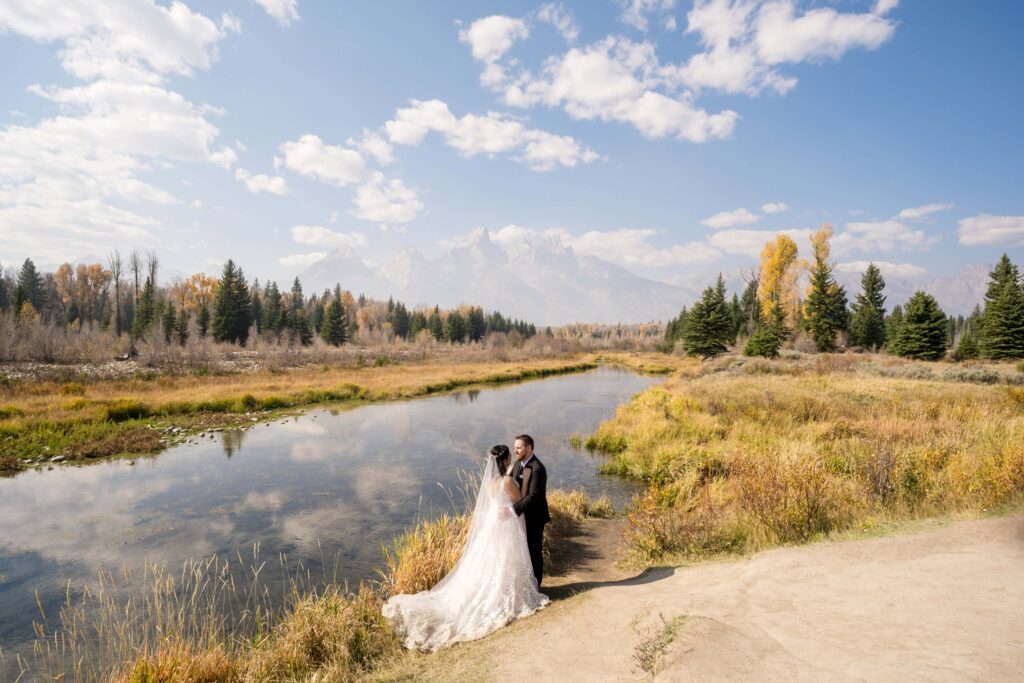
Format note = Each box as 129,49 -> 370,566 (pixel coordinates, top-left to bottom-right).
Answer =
743,326 -> 782,358
105,399 -> 150,422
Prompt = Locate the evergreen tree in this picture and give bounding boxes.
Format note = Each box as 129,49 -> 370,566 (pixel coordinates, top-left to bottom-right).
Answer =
249,279 -> 262,336
728,293 -> 744,340
290,307 -> 313,346
428,306 -> 443,341
197,305 -> 210,338
409,311 -> 427,338
17,258 -> 45,312
848,263 -> 887,350
176,310 -> 190,346
130,277 -> 156,339
466,306 -> 486,342
212,260 -> 252,345
744,325 -> 782,358
804,228 -> 849,352
311,298 -> 325,333
892,291 -> 947,360
0,265 -> 8,311
978,254 -> 1024,359
391,301 -> 411,339
162,303 -> 177,343
738,274 -> 760,338
444,310 -> 466,343
681,275 -> 733,358
952,333 -> 979,361
261,282 -> 284,339
321,299 -> 348,346
885,305 -> 905,355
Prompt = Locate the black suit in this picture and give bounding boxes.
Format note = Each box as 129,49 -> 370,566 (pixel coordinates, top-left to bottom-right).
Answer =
512,455 -> 551,586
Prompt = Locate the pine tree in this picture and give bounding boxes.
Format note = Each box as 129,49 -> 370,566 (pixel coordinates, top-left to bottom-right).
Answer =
17,258 -> 45,312
738,274 -> 760,338
444,310 -> 466,343
978,254 -> 1024,359
212,260 -> 252,345
681,275 -> 733,358
428,306 -> 443,341
130,277 -> 156,339
391,301 -> 411,339
803,225 -> 848,352
409,311 -> 426,338
952,333 -> 979,361
176,310 -> 190,346
261,282 -> 284,340
162,303 -> 177,343
311,298 -> 325,333
744,325 -> 782,358
197,305 -> 210,338
466,306 -> 486,342
0,265 -> 9,311
848,263 -> 887,350
885,304 -> 904,355
249,280 -> 262,336
321,299 -> 348,346
892,292 -> 947,360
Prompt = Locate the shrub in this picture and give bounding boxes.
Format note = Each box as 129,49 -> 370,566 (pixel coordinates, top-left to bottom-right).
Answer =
105,399 -> 150,422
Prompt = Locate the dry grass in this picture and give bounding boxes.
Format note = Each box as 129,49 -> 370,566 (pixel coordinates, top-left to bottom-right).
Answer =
586,353 -> 1024,564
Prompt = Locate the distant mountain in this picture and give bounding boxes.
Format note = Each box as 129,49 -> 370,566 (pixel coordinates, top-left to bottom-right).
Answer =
300,229 -> 688,325
298,234 -> 989,325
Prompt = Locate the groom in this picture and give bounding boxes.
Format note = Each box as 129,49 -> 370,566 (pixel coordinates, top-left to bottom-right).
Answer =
512,434 -> 551,587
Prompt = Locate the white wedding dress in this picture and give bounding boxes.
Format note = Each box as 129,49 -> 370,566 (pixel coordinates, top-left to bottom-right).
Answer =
382,456 -> 549,651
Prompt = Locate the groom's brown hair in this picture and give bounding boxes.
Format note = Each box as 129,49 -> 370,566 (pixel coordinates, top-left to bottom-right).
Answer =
515,434 -> 534,450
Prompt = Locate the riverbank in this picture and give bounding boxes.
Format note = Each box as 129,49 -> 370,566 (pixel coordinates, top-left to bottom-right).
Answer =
0,352 -> 691,469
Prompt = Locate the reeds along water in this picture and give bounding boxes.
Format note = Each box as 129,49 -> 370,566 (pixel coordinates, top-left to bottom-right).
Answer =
588,355 -> 1024,564
8,484 -> 610,682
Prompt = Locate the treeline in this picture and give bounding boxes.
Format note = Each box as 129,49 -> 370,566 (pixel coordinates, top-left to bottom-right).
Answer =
665,225 -> 1024,361
0,251 -> 537,353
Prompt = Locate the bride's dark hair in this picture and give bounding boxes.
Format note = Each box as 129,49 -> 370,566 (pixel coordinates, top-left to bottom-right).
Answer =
489,444 -> 511,477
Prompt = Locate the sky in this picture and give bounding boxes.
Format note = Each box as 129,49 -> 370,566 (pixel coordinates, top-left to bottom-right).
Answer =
1,0 -> 1022,291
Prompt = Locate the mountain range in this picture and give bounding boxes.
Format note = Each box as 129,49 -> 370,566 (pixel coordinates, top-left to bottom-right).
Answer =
300,229 -> 989,325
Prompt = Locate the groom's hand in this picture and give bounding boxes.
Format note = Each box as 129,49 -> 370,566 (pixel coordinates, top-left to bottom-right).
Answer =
498,505 -> 513,521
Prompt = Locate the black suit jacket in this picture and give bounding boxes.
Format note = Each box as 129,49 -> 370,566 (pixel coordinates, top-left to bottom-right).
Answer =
512,455 -> 551,527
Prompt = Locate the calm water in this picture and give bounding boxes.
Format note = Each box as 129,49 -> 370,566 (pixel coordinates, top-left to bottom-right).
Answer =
0,367 -> 657,652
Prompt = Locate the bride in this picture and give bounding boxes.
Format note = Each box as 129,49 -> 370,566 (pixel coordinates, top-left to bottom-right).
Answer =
382,444 -> 549,651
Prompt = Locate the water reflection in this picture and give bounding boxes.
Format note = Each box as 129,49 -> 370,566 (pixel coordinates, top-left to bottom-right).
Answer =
0,367 -> 657,653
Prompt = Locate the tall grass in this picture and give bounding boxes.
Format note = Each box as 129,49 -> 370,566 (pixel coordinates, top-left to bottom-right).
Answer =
15,487 -> 609,681
587,354 -> 1024,564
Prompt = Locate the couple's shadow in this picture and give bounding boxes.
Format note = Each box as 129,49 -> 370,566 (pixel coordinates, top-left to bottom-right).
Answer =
543,566 -> 675,601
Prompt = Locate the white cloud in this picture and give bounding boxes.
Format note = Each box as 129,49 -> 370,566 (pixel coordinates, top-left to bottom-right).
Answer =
618,0 -> 678,32
957,214 -> 1024,247
755,2 -> 896,65
279,252 -> 326,267
491,224 -> 539,247
252,0 -> 299,26
897,202 -> 953,221
833,219 -> 938,253
707,228 -> 814,257
500,37 -> 738,142
384,99 -> 598,171
349,172 -> 424,225
347,129 -> 395,165
874,0 -> 899,15
557,227 -> 721,267
235,168 -> 288,195
701,207 -> 759,228
280,134 -> 366,186
537,4 -> 580,42
761,201 -> 789,214
290,225 -> 367,248
458,15 -> 528,63
664,16 -> 678,31
836,260 -> 926,278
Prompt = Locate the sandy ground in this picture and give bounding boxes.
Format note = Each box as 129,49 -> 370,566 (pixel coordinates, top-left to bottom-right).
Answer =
486,514 -> 1024,682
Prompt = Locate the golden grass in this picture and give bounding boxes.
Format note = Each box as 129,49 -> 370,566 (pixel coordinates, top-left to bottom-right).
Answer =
586,353 -> 1024,564
21,488 -> 609,682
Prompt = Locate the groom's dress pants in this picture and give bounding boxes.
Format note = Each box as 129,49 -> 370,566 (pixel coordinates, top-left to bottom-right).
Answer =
526,522 -> 545,587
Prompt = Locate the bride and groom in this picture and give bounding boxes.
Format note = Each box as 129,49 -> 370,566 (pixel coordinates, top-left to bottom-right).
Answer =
382,434 -> 552,652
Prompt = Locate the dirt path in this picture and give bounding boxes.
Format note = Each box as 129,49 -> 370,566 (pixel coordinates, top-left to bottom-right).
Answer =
488,515 -> 1024,682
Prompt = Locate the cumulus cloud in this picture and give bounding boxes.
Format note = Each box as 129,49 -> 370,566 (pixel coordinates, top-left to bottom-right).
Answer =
618,0 -> 678,32
235,168 -> 288,195
701,207 -> 759,228
252,0 -> 299,26
384,99 -> 598,171
832,219 -> 939,253
290,224 -> 367,248
537,3 -> 580,42
957,214 -> 1024,247
761,201 -> 789,214
707,227 -> 813,257
898,202 -> 953,221
458,15 -> 529,63
349,172 -> 424,225
347,129 -> 395,165
280,134 -> 366,186
279,252 -> 326,267
0,2 -> 238,262
835,260 -> 926,278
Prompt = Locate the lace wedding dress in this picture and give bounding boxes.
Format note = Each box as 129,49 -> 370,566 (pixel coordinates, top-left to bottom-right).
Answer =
382,456 -> 549,651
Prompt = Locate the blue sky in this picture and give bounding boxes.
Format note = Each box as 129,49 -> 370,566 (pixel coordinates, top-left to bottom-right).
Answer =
1,0 -> 1022,290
